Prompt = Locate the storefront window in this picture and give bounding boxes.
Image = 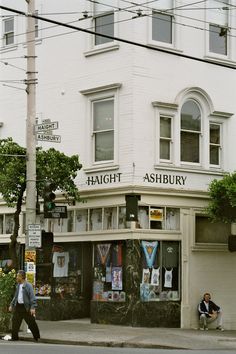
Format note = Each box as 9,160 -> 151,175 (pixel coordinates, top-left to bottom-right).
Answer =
195,215 -> 230,243
140,240 -> 180,301
0,215 -> 3,234
149,207 -> 180,230
89,208 -> 102,231
92,242 -> 125,302
5,214 -> 14,234
118,206 -> 126,229
75,209 -> 88,231
103,207 -> 117,229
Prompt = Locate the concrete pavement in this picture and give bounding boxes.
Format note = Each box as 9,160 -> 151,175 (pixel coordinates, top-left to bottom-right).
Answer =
5,318 -> 234,350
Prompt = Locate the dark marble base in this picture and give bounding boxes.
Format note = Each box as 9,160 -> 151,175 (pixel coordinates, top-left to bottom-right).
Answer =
36,298 -> 89,321
91,300 -> 180,327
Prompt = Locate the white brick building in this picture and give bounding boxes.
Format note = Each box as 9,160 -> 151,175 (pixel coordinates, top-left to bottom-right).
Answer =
0,0 -> 236,328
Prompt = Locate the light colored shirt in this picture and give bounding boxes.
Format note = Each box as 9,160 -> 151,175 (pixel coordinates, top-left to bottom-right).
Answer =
204,301 -> 209,312
17,283 -> 24,304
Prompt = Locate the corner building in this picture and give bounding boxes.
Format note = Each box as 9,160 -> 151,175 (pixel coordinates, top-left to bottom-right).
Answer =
0,0 -> 236,329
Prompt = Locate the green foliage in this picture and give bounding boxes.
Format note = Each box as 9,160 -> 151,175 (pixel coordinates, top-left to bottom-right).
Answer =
0,269 -> 16,332
0,138 -> 82,206
207,173 -> 236,223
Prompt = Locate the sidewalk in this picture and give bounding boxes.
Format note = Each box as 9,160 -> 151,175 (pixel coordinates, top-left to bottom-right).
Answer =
13,318 -> 236,350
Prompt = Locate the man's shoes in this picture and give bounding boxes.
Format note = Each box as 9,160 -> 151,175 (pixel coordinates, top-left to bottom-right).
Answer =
200,327 -> 204,331
204,326 -> 208,331
216,326 -> 224,331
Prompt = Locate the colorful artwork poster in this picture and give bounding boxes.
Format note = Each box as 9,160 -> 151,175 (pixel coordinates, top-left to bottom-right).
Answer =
149,208 -> 163,221
93,280 -> 104,300
25,250 -> 36,263
26,272 -> 35,290
111,267 -> 122,290
142,268 -> 150,284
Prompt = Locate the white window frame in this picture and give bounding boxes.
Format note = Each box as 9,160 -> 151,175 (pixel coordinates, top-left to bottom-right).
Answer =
209,122 -> 221,167
80,83 -> 121,171
3,17 -> 14,46
159,115 -> 173,162
92,97 -> 115,164
180,99 -> 202,166
152,10 -> 174,46
93,10 -> 114,47
205,1 -> 234,62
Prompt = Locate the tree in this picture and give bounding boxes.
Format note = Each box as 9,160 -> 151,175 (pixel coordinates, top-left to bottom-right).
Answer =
207,172 -> 236,223
0,138 -> 82,269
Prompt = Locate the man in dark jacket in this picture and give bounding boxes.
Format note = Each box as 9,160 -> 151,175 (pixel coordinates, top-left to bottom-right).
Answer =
9,270 -> 40,341
198,292 -> 224,331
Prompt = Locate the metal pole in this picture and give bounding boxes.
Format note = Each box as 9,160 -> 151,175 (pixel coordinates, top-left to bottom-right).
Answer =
25,0 -> 36,249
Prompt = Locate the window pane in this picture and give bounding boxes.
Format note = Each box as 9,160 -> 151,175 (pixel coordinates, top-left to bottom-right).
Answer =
93,100 -> 114,131
75,210 -> 88,231
152,12 -> 172,43
160,117 -> 171,138
181,101 -> 201,131
104,207 -> 117,229
4,18 -> 13,33
209,24 -> 227,55
166,208 -> 180,230
196,216 -> 230,243
210,145 -> 219,165
160,139 -> 170,160
90,208 -> 102,231
138,206 -> 149,229
210,124 -> 220,144
118,206 -> 126,229
95,13 -> 114,45
181,131 -> 199,162
5,214 -> 14,234
95,131 -> 114,161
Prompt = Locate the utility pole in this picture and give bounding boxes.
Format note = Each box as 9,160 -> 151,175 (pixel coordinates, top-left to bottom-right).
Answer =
25,0 -> 37,251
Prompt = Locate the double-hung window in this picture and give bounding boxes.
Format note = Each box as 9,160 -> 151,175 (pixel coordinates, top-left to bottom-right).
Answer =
151,0 -> 173,45
3,17 -> 14,46
152,12 -> 173,44
208,0 -> 229,56
94,0 -> 114,46
92,98 -> 114,162
160,116 -> 172,161
209,123 -> 221,166
180,100 -> 201,163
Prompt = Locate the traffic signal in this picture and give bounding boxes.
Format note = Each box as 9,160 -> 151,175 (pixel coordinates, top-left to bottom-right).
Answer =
125,194 -> 141,221
44,181 -> 56,217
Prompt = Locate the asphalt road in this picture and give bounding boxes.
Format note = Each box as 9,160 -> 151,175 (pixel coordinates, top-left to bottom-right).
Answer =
0,341 -> 235,354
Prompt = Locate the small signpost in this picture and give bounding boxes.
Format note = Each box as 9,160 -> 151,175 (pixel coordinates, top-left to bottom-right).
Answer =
35,119 -> 61,143
28,224 -> 42,248
44,205 -> 68,219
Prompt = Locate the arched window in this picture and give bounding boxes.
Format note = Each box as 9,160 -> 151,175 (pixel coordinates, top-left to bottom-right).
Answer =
181,100 -> 201,163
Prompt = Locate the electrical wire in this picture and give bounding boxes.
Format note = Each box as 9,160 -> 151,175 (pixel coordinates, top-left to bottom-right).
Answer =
0,4 -> 235,70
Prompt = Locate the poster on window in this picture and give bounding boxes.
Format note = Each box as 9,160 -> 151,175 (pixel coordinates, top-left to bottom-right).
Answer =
149,208 -> 163,221
111,267 -> 122,290
141,241 -> 158,268
142,268 -> 150,284
151,267 -> 160,286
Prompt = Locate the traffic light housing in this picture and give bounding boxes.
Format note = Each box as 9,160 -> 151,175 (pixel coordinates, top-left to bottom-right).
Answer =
44,181 -> 56,217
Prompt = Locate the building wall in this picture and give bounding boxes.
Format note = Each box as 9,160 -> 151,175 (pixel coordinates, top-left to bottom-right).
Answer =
1,0 -> 236,328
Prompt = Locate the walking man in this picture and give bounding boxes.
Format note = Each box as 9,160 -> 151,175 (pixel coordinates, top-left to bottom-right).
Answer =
9,270 -> 40,341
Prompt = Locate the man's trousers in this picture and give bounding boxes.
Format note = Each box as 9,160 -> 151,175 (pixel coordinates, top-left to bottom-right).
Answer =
11,303 -> 40,341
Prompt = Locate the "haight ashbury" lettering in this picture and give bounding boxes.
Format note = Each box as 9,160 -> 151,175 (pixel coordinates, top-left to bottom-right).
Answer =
87,173 -> 122,186
143,173 -> 187,186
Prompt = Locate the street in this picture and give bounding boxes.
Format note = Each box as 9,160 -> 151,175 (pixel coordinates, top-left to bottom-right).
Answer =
0,342 -> 235,354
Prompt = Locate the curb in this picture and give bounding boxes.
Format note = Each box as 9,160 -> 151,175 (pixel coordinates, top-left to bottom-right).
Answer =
20,336 -> 184,349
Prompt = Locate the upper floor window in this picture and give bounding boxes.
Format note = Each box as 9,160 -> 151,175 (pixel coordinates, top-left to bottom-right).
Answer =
152,12 -> 172,44
3,17 -> 14,46
92,98 -> 114,162
209,24 -> 227,55
208,0 -> 229,56
209,123 -> 221,166
160,116 -> 172,160
180,100 -> 201,163
94,0 -> 114,46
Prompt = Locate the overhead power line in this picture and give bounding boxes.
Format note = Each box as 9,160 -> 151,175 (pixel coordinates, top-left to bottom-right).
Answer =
0,4 -> 235,70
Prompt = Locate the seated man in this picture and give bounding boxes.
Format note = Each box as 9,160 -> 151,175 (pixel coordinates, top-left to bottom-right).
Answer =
198,292 -> 224,331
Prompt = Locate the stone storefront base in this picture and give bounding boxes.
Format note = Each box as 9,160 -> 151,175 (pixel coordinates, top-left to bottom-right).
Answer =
91,300 -> 181,327
36,298 -> 90,321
